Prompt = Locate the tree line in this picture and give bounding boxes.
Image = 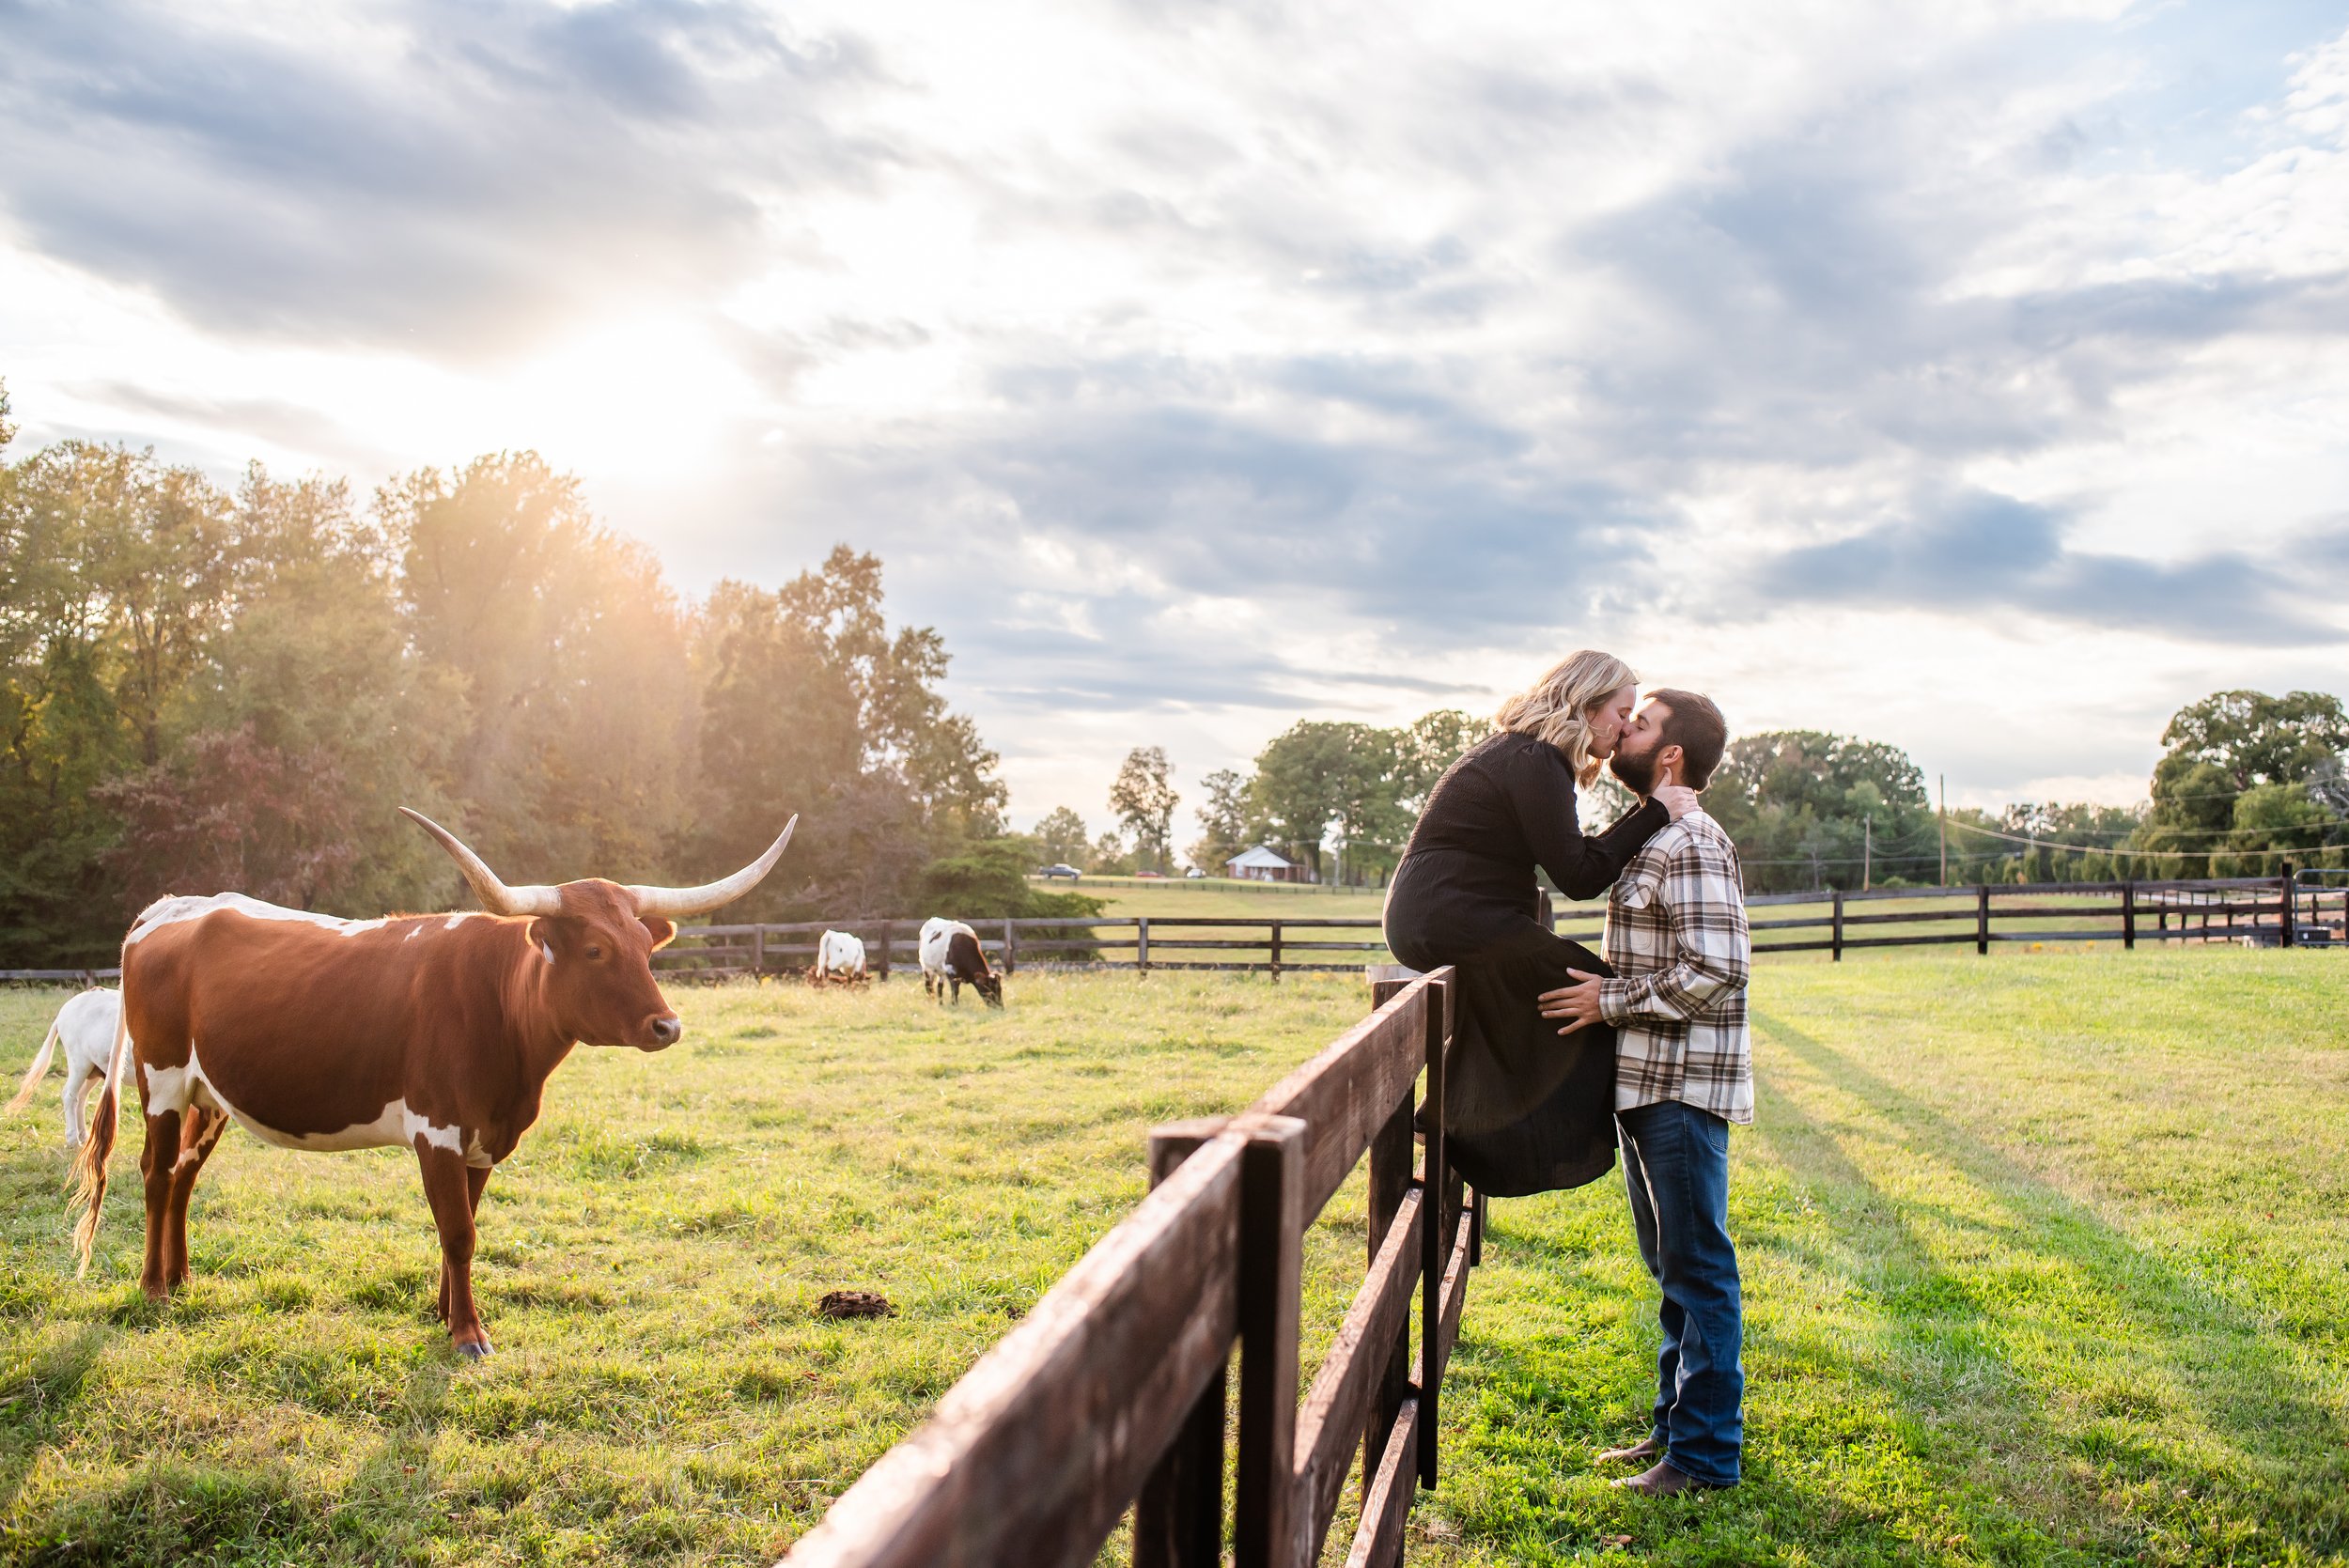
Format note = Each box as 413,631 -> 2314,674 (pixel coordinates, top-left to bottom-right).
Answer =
0,382 -> 1089,968
9,374 -> 2340,966
1031,689 -> 2347,893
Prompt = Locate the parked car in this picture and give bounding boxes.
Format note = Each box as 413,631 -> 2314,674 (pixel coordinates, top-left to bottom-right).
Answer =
1134,870 -> 1167,879
1184,867 -> 1206,879
1037,863 -> 1083,881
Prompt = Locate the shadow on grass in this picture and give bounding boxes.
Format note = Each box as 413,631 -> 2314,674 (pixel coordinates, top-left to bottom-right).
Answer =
1752,1008 -> 2349,1559
328,1354 -> 454,1560
0,1323 -> 110,1514
1,1327 -> 462,1565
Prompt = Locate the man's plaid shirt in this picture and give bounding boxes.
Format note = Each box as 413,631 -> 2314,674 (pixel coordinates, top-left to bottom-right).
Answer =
1600,808 -> 1753,1124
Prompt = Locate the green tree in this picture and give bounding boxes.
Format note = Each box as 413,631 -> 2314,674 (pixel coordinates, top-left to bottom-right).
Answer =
1706,731 -> 1933,892
1250,722 -> 1354,880
685,548 -> 1006,919
1187,768 -> 1256,873
918,838 -> 1103,918
1109,747 -> 1179,872
189,466 -> 454,913
2155,690 -> 2349,791
2212,783 -> 2331,877
0,442 -> 237,961
1089,830 -> 1135,875
385,451 -> 696,893
1033,807 -> 1091,867
2131,691 -> 2347,877
1392,709 -> 1485,812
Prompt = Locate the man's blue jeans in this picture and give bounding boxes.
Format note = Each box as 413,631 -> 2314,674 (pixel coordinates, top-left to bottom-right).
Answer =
1617,1100 -> 1743,1485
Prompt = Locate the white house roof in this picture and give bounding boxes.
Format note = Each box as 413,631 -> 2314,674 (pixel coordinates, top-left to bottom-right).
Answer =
1227,845 -> 1297,870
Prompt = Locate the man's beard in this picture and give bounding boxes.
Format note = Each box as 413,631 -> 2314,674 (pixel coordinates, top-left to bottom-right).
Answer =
1610,743 -> 1659,797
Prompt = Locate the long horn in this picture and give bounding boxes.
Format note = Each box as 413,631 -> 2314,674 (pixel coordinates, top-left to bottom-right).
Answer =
627,816 -> 798,918
399,808 -> 564,917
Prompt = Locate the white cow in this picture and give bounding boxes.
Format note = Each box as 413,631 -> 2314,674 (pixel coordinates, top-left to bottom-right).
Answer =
7,988 -> 124,1150
919,917 -> 1003,1007
814,929 -> 867,983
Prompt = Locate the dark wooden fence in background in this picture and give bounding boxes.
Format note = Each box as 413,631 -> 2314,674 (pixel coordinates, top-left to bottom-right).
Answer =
8,871 -> 2339,986
774,968 -> 1476,1568
650,871 -> 2344,984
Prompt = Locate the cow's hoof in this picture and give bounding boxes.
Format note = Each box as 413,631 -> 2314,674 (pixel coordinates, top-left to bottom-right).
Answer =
455,1339 -> 493,1361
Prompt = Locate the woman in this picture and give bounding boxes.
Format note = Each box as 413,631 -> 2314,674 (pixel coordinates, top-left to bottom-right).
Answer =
1384,650 -> 1696,1195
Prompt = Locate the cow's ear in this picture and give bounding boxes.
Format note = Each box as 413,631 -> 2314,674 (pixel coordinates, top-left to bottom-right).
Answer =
526,917 -> 558,964
640,916 -> 677,951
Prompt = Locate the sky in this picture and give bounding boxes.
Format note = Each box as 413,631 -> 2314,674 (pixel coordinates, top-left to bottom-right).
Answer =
4,0 -> 2347,846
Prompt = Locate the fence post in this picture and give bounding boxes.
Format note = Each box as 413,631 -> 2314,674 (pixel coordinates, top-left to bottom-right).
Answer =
1363,980 -> 1416,1510
1830,890 -> 1844,963
1234,1114 -> 1307,1568
1976,887 -> 1990,956
874,922 -> 891,983
2279,863 -> 2295,947
1418,974 -> 1449,1489
1139,916 -> 1152,975
1135,1118 -> 1234,1568
1268,921 -> 1283,985
1536,888 -> 1554,932
1003,917 -> 1017,975
2122,883 -> 2136,951
752,925 -> 767,980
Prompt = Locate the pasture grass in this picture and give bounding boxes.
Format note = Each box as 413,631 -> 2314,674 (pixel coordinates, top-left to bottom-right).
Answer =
1423,948 -> 2349,1566
1,949 -> 2344,1565
0,973 -> 1375,1567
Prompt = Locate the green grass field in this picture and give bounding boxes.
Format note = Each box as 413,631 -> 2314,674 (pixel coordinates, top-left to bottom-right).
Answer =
3,950 -> 2344,1566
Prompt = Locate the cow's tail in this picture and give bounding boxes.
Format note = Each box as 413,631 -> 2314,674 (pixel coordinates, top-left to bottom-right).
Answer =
69,998 -> 133,1277
5,1016 -> 63,1115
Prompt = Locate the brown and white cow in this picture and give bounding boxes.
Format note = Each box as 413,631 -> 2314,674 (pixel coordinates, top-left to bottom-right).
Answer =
70,809 -> 795,1358
918,917 -> 1003,1007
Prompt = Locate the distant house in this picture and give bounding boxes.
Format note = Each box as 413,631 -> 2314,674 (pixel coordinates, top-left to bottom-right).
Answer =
1227,844 -> 1312,883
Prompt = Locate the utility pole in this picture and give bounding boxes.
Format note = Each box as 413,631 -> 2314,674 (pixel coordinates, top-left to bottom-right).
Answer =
1938,774 -> 1949,888
1863,814 -> 1873,893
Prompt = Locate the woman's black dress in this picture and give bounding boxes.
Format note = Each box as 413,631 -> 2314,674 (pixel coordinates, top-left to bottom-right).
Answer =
1383,731 -> 1667,1195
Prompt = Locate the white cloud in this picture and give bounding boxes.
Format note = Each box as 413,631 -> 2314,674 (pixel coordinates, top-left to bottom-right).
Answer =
4,0 -> 2347,847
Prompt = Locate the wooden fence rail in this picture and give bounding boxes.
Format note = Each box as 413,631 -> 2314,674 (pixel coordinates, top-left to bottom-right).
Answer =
8,873 -> 2338,987
776,969 -> 1476,1568
648,872 -> 2344,985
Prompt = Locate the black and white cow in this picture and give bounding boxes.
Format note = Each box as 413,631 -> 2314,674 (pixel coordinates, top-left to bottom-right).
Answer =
917,917 -> 1003,1007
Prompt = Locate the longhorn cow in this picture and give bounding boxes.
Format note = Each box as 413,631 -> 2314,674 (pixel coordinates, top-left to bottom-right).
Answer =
813,929 -> 866,984
70,809 -> 795,1358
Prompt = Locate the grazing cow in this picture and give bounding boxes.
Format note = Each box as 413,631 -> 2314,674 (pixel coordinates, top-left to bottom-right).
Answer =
918,917 -> 1003,1007
70,809 -> 795,1358
7,988 -> 122,1150
813,929 -> 866,984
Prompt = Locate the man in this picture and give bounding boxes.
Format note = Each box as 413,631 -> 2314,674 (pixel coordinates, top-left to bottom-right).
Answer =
1537,689 -> 1749,1496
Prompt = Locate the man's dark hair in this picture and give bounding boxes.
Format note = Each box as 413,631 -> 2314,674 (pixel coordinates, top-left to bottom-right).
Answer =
1648,689 -> 1728,790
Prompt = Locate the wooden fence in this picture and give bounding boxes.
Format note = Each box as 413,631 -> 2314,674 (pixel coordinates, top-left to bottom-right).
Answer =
8,871 -> 2340,987
651,872 -> 2345,984
774,968 -> 1479,1568
1712,871 -> 2346,959
648,917 -> 1397,982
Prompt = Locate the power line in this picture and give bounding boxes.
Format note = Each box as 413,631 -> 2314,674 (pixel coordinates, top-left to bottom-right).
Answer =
1948,818 -> 2345,843
1936,820 -> 2329,859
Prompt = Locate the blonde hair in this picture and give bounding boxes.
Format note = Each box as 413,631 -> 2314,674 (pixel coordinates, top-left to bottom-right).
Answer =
1495,649 -> 1638,786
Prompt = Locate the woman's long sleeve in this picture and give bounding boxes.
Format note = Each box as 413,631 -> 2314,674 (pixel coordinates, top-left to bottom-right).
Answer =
1517,771 -> 1668,901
